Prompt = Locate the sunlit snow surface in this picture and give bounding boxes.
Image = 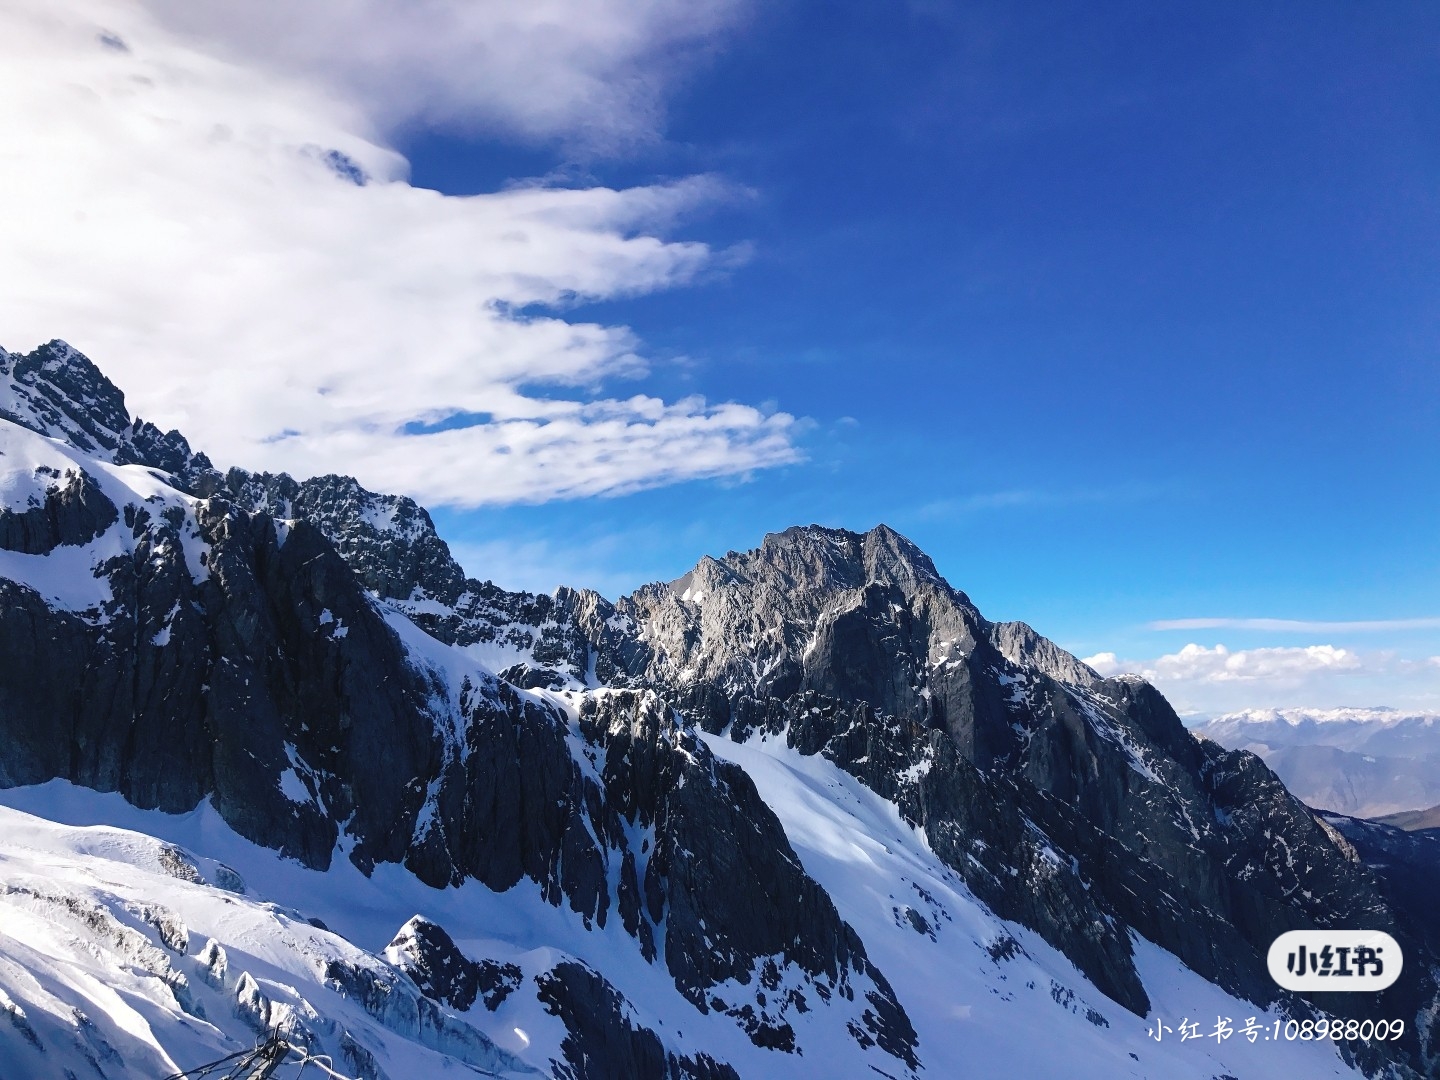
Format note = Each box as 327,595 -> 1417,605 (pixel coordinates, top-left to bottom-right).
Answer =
0,421 -> 211,617
701,731 -> 1359,1080
1,759 -> 1360,1080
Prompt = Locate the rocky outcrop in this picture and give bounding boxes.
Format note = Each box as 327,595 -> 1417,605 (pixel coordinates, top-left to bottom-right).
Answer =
0,467 -> 117,554
385,916 -> 521,1013
217,465 -> 646,692
536,961 -> 740,1080
220,469 -> 469,605
988,619 -> 1102,688
578,690 -> 918,1063
0,345 -> 925,1076
1324,815 -> 1440,966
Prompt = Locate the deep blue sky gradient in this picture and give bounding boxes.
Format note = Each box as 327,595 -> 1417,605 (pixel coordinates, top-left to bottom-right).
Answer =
401,1 -> 1438,674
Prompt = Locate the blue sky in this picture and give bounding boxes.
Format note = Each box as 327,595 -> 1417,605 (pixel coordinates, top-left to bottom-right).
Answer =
414,2 -> 1440,712
2,0 -> 1436,714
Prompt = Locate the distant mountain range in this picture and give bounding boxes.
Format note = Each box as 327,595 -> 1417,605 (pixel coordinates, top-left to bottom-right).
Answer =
1194,708 -> 1440,819
1,341 -> 1437,1079
1376,805 -> 1440,831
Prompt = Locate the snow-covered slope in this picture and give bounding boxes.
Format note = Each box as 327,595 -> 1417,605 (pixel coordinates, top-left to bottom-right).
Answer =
0,777 -> 912,1080
0,798 -> 536,1079
0,773 -> 1359,1080
0,399 -> 211,617
699,732 -> 1359,1080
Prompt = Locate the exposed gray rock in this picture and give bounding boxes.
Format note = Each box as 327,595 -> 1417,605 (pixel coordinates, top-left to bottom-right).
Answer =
988,619 -> 1102,688
591,523 -> 1439,1074
578,688 -> 918,1063
141,904 -> 189,955
156,844 -> 204,885
221,469 -> 468,606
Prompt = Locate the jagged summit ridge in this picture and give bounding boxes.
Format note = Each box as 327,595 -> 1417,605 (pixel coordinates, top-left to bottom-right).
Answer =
661,524 -> 951,609
0,340 -> 214,489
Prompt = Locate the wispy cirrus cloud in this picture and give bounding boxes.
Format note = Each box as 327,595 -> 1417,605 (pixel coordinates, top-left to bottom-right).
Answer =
915,482 -> 1165,520
1148,617 -> 1440,633
0,0 -> 795,508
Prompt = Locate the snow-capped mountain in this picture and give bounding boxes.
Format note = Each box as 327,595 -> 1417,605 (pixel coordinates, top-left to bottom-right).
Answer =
1,340 -> 1437,1079
1194,709 -> 1440,819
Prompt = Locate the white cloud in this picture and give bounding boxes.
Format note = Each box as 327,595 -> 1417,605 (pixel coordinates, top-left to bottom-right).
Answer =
1085,643 -> 1363,682
0,0 -> 796,507
141,0 -> 750,148
1084,644 -> 1440,716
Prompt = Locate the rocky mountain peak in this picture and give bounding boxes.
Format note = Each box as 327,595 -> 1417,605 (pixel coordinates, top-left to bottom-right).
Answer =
0,340 -> 213,491
723,523 -> 949,599
221,467 -> 469,605
616,523 -> 987,705
1,339 -> 132,453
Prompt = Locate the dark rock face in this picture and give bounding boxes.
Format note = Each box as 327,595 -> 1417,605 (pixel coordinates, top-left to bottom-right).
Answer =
218,465 -> 642,693
220,469 -> 468,606
577,691 -> 918,1065
0,467 -> 117,554
536,961 -> 740,1080
386,916 -> 521,1012
1324,815 -> 1440,967
0,345 -> 921,1075
1,341 -> 133,455
0,498 -> 439,868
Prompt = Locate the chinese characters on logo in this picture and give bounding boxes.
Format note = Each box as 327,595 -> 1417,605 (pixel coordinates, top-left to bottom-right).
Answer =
1285,943 -> 1384,978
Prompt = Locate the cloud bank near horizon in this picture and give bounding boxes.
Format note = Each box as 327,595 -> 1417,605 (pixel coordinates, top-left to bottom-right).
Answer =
1084,643 -> 1440,716
0,0 -> 797,507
